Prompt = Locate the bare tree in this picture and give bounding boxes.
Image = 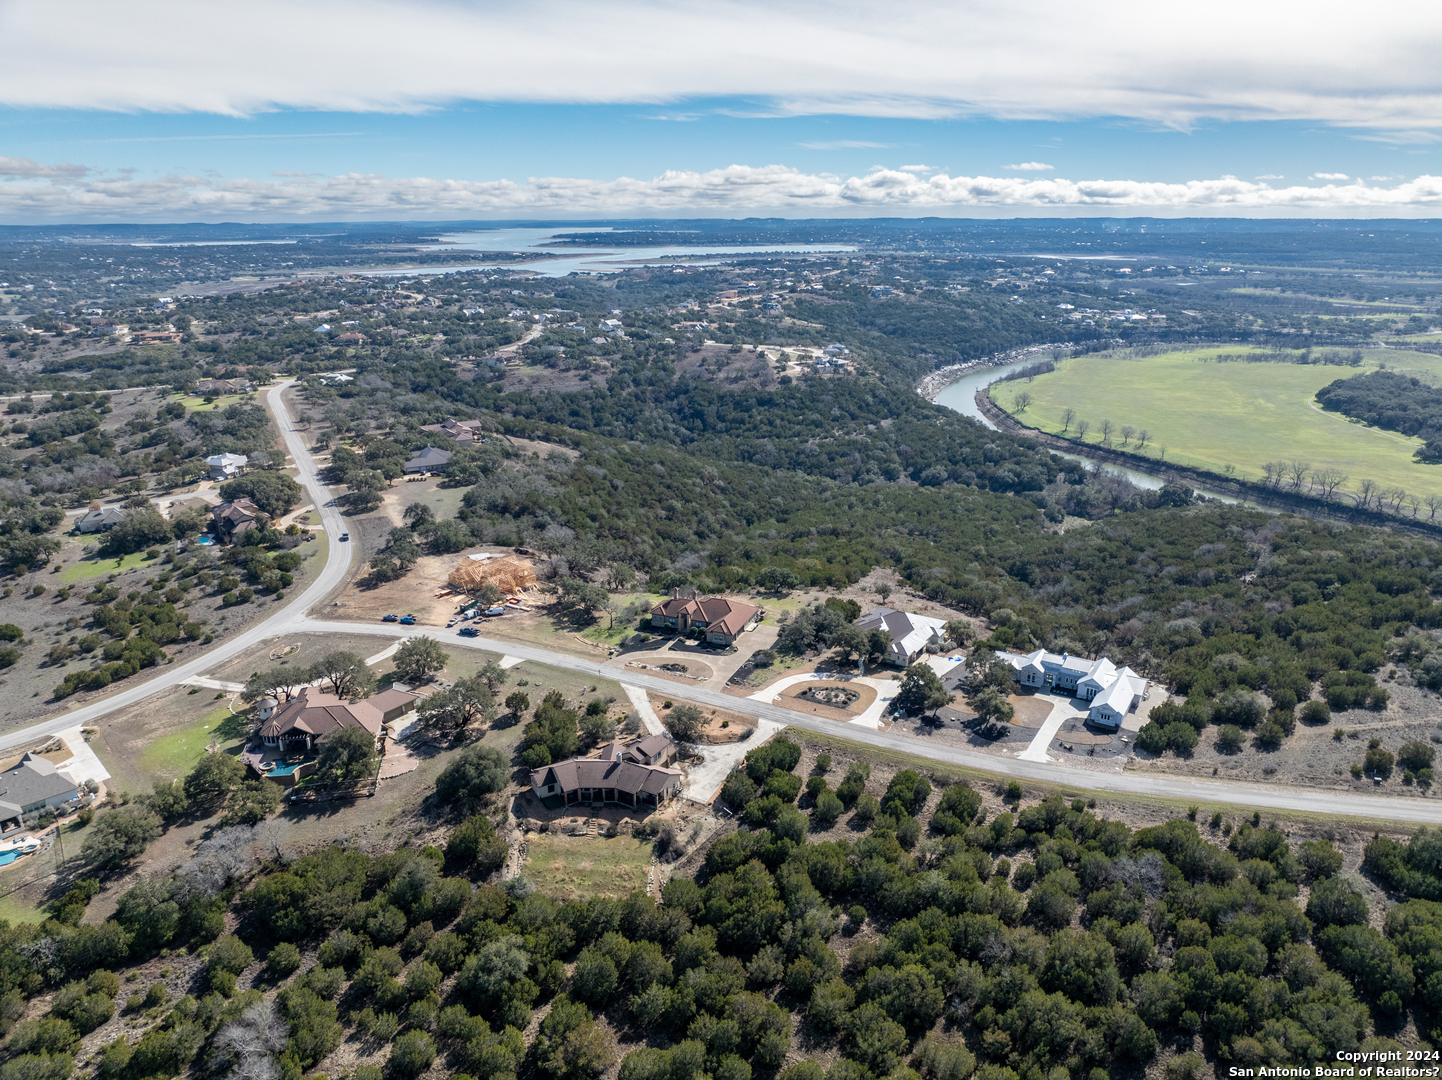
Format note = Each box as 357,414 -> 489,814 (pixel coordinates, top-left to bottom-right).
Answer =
1061,407 -> 1077,433
1425,493 -> 1442,520
1355,478 -> 1379,509
1075,419 -> 1090,442
1261,462 -> 1287,490
1314,468 -> 1348,500
1135,429 -> 1150,451
1014,390 -> 1034,413
1287,461 -> 1311,491
1405,492 -> 1422,518
1100,419 -> 1114,443
214,1001 -> 289,1080
1120,425 -> 1135,446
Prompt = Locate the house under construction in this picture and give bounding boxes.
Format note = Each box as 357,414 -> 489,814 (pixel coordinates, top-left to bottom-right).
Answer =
447,554 -> 537,595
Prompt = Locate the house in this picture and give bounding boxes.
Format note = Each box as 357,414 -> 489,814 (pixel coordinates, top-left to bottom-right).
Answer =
0,757 -> 81,831
528,735 -> 682,811
855,607 -> 948,667
75,505 -> 128,534
993,648 -> 1148,730
197,379 -> 253,395
129,331 -> 182,346
650,589 -> 762,645
318,372 -> 353,385
258,685 -> 385,753
404,445 -> 453,474
211,498 -> 267,543
205,453 -> 249,481
337,333 -> 366,346
419,418 -> 485,445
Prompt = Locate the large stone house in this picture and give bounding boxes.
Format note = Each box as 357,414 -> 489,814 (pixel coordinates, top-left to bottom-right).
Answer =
529,735 -> 682,811
994,648 -> 1149,729
650,589 -> 762,646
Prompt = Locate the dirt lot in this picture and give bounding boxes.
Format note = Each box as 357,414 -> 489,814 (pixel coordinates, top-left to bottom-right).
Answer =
644,691 -> 756,743
337,548 -> 532,628
202,631 -> 402,684
1132,676 -> 1442,797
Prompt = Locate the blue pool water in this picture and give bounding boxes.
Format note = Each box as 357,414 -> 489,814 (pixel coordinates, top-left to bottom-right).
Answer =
195,536 -> 216,546
269,762 -> 304,776
0,851 -> 19,866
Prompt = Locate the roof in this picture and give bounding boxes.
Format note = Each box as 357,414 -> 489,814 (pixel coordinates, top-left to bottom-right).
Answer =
259,686 -> 384,740
0,757 -> 79,816
213,498 -> 262,523
368,686 -> 421,716
205,453 -> 248,467
532,756 -> 680,798
406,445 -> 453,468
649,594 -> 760,636
77,506 -> 126,526
856,607 -> 947,660
631,734 -> 675,759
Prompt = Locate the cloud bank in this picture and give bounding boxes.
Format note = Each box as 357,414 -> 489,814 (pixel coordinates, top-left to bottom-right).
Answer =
1,0 -> 1441,130
7,164 -> 1442,220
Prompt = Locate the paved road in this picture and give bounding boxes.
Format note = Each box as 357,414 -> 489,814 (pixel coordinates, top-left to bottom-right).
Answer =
5,385 -> 1440,824
0,381 -> 353,752
283,617 -> 1442,824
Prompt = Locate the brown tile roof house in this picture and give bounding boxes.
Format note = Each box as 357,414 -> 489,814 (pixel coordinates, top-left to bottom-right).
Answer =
529,735 -> 682,810
650,589 -> 763,645
211,498 -> 267,543
259,686 -> 384,750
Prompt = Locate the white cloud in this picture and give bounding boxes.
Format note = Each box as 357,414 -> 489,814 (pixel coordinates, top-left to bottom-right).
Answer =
1255,174 -> 1284,180
2,0 -> 1442,131
1007,162 -> 1055,171
0,155 -> 89,179
1311,172 -> 1350,180
7,163 -> 1442,220
798,141 -> 894,150
899,164 -> 933,172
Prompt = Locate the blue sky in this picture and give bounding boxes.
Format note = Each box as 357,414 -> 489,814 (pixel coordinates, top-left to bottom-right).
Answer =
2,0 -> 1441,220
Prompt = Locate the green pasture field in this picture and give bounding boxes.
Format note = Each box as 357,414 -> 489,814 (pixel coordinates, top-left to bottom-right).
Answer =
989,347 -> 1442,499
57,550 -> 154,583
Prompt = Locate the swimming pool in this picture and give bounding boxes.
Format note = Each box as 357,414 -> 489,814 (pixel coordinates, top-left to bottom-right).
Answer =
268,761 -> 306,776
0,851 -> 20,866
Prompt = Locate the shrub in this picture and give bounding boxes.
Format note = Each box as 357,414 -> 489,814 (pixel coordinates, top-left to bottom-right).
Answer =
267,942 -> 303,978
1300,700 -> 1331,725
1364,747 -> 1395,779
1215,725 -> 1245,754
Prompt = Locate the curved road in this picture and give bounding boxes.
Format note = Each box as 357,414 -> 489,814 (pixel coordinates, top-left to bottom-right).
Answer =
5,383 -> 1440,824
0,381 -> 355,748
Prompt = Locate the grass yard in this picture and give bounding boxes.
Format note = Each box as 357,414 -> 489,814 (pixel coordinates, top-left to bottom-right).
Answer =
172,393 -> 252,410
58,550 -> 154,583
989,347 -> 1442,500
134,704 -> 249,784
523,833 -> 654,900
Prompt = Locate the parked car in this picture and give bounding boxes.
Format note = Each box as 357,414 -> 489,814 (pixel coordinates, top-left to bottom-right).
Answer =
399,615 -> 416,625
338,532 -> 349,542
482,606 -> 506,617
461,609 -> 478,620
457,626 -> 480,637
446,618 -> 458,628
382,614 -> 399,623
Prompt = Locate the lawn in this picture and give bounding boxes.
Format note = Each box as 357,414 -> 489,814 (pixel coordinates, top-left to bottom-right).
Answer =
989,347 -> 1442,500
134,704 -> 249,783
58,550 -> 155,583
523,833 -> 654,900
173,393 -> 251,411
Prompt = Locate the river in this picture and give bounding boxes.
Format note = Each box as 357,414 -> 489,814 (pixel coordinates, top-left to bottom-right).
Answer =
932,360 -> 1240,500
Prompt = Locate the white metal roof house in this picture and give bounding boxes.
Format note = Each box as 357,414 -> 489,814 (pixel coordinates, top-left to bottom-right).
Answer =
855,607 -> 948,667
994,648 -> 1148,730
205,453 -> 248,481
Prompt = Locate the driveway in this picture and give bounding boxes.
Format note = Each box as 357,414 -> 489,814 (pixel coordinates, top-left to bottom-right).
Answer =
681,720 -> 784,804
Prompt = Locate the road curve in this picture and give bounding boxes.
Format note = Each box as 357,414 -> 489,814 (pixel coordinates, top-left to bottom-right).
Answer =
4,385 -> 1440,823
0,381 -> 352,752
